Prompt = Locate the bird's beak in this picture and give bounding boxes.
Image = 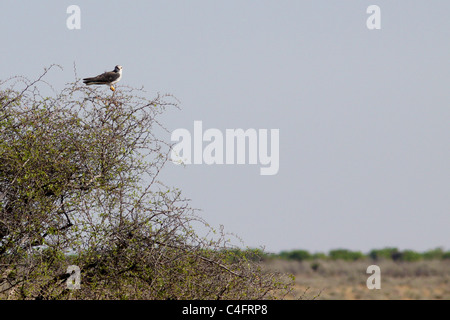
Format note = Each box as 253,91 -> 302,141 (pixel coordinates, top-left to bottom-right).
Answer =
110,85 -> 115,91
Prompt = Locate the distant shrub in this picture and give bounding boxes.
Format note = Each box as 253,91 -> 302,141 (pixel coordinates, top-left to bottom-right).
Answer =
310,262 -> 320,272
311,252 -> 328,260
328,249 -> 365,261
399,250 -> 422,262
423,248 -> 444,260
369,247 -> 400,261
369,248 -> 421,262
271,247 -> 450,262
279,249 -> 312,261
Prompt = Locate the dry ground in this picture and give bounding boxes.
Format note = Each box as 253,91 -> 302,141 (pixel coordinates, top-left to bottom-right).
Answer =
261,259 -> 450,300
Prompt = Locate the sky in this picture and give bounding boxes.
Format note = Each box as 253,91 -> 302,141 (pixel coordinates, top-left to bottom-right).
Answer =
0,1 -> 449,254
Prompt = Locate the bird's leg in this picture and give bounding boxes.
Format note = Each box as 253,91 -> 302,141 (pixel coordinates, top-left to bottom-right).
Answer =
110,85 -> 115,91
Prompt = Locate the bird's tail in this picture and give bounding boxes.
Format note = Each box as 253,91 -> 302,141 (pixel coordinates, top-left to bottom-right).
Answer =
83,78 -> 102,85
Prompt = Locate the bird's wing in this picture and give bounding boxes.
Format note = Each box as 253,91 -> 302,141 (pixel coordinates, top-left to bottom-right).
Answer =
83,71 -> 120,84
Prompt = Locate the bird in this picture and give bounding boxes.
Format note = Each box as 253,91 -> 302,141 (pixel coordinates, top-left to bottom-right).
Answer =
83,65 -> 123,91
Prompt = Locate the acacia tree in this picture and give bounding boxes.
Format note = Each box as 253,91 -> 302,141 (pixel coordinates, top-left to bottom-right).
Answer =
0,66 -> 293,300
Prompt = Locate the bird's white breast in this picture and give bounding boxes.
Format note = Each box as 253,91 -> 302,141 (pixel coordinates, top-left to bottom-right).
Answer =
112,70 -> 122,84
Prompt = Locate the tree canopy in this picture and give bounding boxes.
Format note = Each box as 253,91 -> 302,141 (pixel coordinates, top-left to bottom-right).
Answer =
0,66 -> 292,300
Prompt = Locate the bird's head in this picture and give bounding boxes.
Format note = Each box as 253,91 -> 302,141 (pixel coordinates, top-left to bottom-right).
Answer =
114,65 -> 123,73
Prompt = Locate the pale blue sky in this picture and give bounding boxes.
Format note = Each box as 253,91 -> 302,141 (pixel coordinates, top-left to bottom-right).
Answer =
1,1 -> 449,253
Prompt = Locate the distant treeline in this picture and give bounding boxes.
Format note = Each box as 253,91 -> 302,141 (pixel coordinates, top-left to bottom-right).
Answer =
227,247 -> 450,262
